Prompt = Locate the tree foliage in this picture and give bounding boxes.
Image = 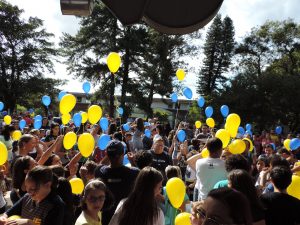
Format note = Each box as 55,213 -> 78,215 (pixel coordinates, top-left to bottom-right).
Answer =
0,0 -> 61,112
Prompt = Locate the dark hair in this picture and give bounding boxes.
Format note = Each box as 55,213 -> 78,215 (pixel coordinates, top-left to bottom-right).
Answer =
207,138 -> 223,154
49,165 -> 66,177
26,166 -> 53,187
44,154 -> 58,166
269,155 -> 290,169
50,122 -> 60,136
108,123 -> 117,135
225,155 -> 250,172
18,134 -> 33,149
12,156 -> 33,189
1,125 -> 16,141
191,138 -> 200,149
165,166 -> 182,180
156,124 -> 165,136
84,161 -> 97,175
81,179 -> 114,211
228,169 -> 264,219
113,132 -> 123,141
134,151 -> 153,169
207,187 -> 252,225
270,166 -> 292,190
57,177 -> 74,220
136,118 -> 144,132
117,167 -> 163,225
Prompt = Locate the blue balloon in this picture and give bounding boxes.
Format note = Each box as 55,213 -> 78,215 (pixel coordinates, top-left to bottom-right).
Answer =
42,95 -> 51,107
0,102 -> 4,111
123,154 -> 130,166
2,111 -> 7,116
58,91 -> 67,101
183,87 -> 193,99
290,138 -> 300,151
82,81 -> 91,94
246,123 -> 252,131
275,126 -> 282,135
245,130 -> 252,137
144,122 -> 150,127
220,105 -> 229,117
98,134 -> 111,150
177,129 -> 186,142
100,117 -> 109,131
35,115 -> 42,121
145,129 -> 151,138
19,119 -> 26,129
197,97 -> 205,108
118,107 -> 124,115
205,106 -> 213,118
73,113 -> 82,127
270,143 -> 276,151
34,120 -> 42,130
122,123 -> 130,131
238,127 -> 245,135
171,93 -> 178,103
29,108 -> 34,114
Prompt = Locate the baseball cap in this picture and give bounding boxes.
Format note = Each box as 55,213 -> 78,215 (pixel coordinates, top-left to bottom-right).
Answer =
106,140 -> 124,157
153,135 -> 163,143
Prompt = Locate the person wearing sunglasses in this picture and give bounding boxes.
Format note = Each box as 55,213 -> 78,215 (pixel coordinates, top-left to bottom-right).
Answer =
190,187 -> 252,225
76,179 -> 114,225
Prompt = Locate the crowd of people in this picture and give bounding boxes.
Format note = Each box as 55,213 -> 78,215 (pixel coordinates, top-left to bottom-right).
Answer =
0,112 -> 299,225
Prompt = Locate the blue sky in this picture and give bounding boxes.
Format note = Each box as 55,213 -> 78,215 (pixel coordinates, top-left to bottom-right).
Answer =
9,0 -> 300,97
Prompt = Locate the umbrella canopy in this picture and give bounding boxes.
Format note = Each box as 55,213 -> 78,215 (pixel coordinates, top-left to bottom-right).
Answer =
61,0 -> 224,34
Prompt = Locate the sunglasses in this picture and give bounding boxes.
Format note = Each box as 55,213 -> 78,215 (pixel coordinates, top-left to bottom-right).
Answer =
196,208 -> 241,225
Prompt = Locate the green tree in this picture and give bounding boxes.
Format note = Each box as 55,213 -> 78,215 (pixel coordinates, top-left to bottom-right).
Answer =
197,15 -> 235,97
60,3 -> 148,118
0,1 -> 61,112
220,20 -> 300,131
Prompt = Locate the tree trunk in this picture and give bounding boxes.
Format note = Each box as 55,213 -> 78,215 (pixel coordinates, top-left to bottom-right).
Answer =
121,45 -> 130,121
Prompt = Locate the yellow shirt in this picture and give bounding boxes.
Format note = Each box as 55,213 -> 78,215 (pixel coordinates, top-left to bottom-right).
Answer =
75,211 -> 102,225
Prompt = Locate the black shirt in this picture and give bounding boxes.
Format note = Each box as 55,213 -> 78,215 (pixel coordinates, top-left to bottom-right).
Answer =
95,165 -> 139,225
6,191 -> 65,225
149,150 -> 173,184
260,192 -> 300,225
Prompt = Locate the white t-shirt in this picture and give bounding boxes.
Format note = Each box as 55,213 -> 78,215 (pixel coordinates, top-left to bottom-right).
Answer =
109,199 -> 164,225
196,157 -> 227,200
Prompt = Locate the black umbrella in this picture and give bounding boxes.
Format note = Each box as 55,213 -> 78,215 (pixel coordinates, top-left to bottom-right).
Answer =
61,0 -> 224,34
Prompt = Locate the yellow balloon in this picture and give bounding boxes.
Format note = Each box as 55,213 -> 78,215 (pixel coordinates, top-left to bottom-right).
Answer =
166,177 -> 185,208
61,113 -> 71,125
81,112 -> 88,124
225,113 -> 241,137
216,129 -> 230,148
12,130 -> 22,141
8,215 -> 21,221
287,175 -> 300,200
176,69 -> 185,81
175,212 -> 192,225
284,139 -> 291,151
63,132 -> 77,150
69,178 -> 84,195
88,105 -> 102,124
30,112 -> 35,117
60,94 -> 76,115
4,115 -> 11,125
201,148 -> 209,158
195,121 -> 201,129
107,52 -> 121,73
206,118 -> 215,128
243,138 -> 254,152
0,142 -> 8,165
78,133 -> 95,157
228,139 -> 246,154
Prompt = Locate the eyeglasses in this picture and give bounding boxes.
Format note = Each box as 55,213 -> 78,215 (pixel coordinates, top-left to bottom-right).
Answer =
195,208 -> 239,225
87,195 -> 106,203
